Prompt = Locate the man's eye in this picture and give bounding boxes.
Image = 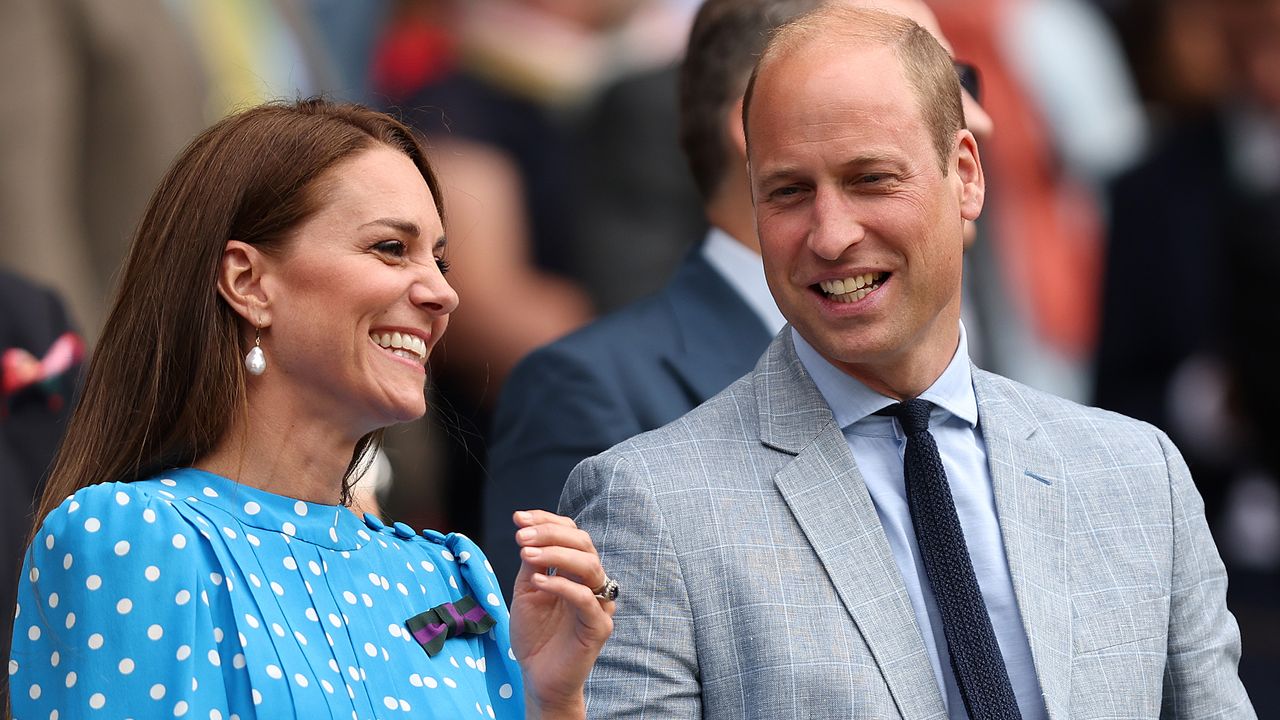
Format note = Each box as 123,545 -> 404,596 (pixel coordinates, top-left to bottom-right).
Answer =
373,240 -> 407,257
858,173 -> 897,186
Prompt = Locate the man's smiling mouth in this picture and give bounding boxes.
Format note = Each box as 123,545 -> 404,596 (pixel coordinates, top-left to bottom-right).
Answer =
816,272 -> 888,303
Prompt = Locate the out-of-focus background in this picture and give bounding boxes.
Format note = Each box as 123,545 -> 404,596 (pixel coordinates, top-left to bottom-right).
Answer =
1,0 -> 1276,711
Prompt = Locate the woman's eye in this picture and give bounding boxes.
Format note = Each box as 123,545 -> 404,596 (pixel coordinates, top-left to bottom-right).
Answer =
435,257 -> 451,275
373,240 -> 407,257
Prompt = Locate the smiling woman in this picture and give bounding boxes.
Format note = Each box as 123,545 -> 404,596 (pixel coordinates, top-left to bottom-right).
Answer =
8,100 -> 613,720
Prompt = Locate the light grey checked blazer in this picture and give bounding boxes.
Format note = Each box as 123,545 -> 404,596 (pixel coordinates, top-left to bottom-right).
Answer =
560,332 -> 1254,719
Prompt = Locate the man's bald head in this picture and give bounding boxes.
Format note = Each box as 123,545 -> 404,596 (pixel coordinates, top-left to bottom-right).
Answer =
743,4 -> 966,173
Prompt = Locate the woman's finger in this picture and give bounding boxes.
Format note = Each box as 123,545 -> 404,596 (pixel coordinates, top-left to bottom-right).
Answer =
513,509 -> 577,529
529,572 -> 617,627
514,522 -> 596,553
519,545 -> 605,587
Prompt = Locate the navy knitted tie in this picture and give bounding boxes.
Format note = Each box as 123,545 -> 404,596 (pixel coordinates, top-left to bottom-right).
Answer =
882,399 -> 1022,720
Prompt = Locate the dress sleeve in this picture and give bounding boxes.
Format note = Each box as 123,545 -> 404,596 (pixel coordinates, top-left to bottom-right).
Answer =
9,483 -> 233,718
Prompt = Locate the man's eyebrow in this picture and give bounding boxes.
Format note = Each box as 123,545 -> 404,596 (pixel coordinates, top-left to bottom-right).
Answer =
838,152 -> 902,170
755,151 -> 905,184
754,166 -> 802,189
359,217 -> 421,236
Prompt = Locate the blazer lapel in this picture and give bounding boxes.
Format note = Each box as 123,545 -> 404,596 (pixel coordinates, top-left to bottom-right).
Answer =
759,335 -> 946,720
973,369 -> 1070,720
661,252 -> 774,404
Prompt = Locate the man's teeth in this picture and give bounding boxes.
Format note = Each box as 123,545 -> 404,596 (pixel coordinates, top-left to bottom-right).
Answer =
819,273 -> 885,303
371,331 -> 427,361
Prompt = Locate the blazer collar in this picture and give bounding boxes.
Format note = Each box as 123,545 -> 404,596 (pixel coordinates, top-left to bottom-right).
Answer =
755,337 -> 1071,719
972,369 -> 1070,720
755,331 -> 835,454
661,251 -> 773,404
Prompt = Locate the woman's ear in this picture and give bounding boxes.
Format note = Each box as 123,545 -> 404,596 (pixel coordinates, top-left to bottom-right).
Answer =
217,241 -> 272,328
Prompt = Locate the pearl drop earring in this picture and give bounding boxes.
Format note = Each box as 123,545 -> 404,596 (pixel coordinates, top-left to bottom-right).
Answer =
245,327 -> 266,376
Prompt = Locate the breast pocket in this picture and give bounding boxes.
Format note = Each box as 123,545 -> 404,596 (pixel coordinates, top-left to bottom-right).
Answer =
1072,595 -> 1170,654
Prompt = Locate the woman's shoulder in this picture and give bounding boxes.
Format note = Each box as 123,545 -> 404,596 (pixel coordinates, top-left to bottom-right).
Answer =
32,475 -> 213,568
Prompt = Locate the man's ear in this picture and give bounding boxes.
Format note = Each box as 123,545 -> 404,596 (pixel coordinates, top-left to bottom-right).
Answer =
724,95 -> 748,161
954,129 -> 985,222
217,240 -> 272,328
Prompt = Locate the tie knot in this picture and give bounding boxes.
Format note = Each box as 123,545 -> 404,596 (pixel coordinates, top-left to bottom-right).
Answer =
881,398 -> 933,435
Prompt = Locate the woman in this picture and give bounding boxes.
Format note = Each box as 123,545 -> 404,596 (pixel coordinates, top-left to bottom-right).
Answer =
7,100 -> 614,719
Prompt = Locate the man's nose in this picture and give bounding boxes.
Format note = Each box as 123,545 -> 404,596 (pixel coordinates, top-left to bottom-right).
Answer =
806,190 -> 864,261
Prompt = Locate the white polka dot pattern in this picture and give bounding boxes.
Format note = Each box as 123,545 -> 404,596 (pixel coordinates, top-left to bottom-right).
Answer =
10,468 -> 524,718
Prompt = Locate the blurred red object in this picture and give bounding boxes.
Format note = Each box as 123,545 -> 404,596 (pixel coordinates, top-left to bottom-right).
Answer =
371,15 -> 457,103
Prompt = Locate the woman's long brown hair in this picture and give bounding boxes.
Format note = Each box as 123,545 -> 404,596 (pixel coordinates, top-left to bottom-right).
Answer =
30,99 -> 443,533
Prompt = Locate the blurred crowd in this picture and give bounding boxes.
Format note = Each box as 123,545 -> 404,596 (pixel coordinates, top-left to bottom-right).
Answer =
1,0 -> 1277,710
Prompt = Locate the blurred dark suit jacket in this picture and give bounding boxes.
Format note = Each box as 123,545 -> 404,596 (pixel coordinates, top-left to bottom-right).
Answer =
484,250 -> 771,596
1,271 -> 80,701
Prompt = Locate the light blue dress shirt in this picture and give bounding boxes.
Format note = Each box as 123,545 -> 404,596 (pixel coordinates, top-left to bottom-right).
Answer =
793,326 -> 1048,720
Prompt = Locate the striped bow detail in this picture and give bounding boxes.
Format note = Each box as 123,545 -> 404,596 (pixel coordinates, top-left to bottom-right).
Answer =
405,596 -> 496,657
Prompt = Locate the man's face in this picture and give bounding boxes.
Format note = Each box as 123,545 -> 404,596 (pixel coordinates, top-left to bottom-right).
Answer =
747,42 -> 983,395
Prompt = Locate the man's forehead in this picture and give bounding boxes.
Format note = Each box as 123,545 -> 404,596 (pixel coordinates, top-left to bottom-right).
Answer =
753,40 -> 900,113
748,44 -> 912,152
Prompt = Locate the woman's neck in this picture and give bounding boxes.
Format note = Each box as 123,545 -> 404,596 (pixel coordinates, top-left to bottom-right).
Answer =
196,397 -> 358,505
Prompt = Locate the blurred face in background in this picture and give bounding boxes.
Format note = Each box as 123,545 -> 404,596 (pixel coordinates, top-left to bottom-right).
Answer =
519,0 -> 647,30
1221,0 -> 1280,116
849,0 -> 994,142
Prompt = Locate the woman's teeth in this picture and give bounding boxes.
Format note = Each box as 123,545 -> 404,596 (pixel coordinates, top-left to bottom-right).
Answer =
819,272 -> 886,303
370,331 -> 427,362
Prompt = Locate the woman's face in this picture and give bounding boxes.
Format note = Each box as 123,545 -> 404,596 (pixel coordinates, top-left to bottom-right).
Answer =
258,146 -> 458,437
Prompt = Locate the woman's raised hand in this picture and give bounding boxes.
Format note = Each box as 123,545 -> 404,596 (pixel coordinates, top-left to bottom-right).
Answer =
507,510 -> 615,719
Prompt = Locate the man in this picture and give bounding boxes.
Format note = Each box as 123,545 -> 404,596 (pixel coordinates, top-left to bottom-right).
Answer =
485,0 -> 992,596
0,269 -> 83,711
561,6 -> 1253,719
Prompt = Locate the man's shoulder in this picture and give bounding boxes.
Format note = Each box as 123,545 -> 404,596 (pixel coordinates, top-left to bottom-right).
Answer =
522,291 -> 680,374
496,290 -> 688,433
589,371 -> 762,464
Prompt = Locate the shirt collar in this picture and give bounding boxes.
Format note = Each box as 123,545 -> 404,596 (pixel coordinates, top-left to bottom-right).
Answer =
792,323 -> 978,430
700,227 -> 788,335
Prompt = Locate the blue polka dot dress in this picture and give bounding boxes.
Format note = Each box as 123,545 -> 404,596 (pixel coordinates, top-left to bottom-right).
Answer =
8,468 -> 526,719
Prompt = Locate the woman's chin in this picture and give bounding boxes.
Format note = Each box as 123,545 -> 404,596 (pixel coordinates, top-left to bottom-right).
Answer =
355,393 -> 428,434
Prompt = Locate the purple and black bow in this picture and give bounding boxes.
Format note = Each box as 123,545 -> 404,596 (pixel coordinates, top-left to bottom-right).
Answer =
405,595 -> 496,657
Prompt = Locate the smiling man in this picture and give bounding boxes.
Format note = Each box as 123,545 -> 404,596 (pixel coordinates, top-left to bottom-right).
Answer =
562,6 -> 1254,719
487,0 -> 992,600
